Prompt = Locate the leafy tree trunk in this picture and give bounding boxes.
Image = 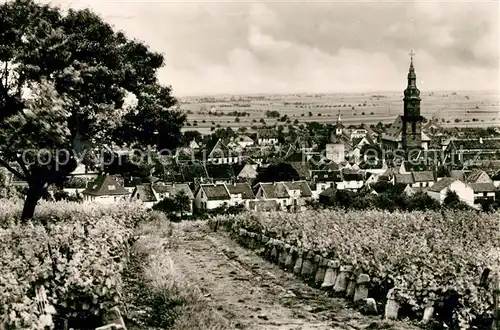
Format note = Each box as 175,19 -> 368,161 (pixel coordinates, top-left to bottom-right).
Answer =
21,179 -> 46,222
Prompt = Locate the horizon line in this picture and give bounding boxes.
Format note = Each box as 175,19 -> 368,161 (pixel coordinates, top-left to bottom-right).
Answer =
175,89 -> 500,99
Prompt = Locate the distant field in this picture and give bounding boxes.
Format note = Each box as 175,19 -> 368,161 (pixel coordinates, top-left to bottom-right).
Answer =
179,91 -> 500,134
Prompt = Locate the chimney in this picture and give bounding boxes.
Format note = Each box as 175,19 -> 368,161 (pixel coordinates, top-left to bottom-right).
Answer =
479,137 -> 483,144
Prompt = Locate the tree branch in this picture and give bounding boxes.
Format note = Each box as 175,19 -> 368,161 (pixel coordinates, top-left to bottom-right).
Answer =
0,157 -> 26,180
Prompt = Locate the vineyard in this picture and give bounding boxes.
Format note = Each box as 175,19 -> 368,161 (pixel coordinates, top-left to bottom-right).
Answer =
0,200 -> 147,329
210,209 -> 500,329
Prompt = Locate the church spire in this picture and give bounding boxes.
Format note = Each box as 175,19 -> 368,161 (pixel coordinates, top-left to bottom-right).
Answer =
407,49 -> 417,87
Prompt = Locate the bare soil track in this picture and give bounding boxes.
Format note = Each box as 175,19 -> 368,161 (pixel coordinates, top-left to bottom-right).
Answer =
165,222 -> 420,330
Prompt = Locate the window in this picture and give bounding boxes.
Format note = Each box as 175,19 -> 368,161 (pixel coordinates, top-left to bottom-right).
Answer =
483,192 -> 487,197
108,185 -> 116,191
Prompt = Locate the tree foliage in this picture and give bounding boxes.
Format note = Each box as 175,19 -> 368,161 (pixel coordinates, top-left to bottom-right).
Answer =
0,0 -> 185,220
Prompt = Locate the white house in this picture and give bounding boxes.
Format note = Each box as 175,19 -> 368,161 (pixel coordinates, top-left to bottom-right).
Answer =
468,182 -> 497,205
82,174 -> 130,204
195,183 -> 231,210
426,178 -> 475,207
310,170 -> 343,198
152,183 -> 195,215
207,139 -> 240,164
254,182 -> 289,210
235,163 -> 258,180
225,182 -> 255,208
342,169 -> 364,191
130,184 -> 159,209
411,171 -> 436,188
234,135 -> 255,148
350,129 -> 368,139
282,181 -> 313,211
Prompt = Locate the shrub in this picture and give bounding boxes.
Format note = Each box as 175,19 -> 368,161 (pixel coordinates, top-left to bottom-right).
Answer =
0,201 -> 147,329
216,209 -> 500,329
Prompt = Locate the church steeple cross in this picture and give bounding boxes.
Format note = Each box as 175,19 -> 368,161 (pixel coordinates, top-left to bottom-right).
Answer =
409,49 -> 415,63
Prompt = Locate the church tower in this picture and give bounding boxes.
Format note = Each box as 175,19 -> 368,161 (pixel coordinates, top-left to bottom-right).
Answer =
335,112 -> 343,136
402,50 -> 423,153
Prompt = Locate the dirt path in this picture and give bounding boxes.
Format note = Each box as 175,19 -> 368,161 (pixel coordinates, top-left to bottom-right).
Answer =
167,222 -> 420,330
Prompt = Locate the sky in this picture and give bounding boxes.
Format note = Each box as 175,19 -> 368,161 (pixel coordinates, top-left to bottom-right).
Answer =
39,0 -> 500,97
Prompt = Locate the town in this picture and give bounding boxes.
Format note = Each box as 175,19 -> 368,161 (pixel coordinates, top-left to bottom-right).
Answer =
0,1 -> 498,330
3,56 -> 498,216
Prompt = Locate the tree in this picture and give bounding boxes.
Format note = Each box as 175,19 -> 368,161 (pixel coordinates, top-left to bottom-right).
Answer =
0,1 -> 185,221
173,190 -> 191,218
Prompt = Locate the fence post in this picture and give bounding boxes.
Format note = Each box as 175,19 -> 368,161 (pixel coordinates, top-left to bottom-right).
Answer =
493,271 -> 500,330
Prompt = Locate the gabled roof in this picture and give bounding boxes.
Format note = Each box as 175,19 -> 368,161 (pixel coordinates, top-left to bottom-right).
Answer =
448,138 -> 500,150
82,174 -> 130,196
394,173 -> 414,185
412,171 -> 436,182
283,181 -> 313,197
131,184 -> 158,202
468,182 -> 497,193
450,170 -> 465,181
258,182 -> 290,199
207,138 -> 231,158
226,182 -> 255,199
199,184 -> 230,200
181,163 -> 208,183
235,135 -> 254,143
311,170 -> 343,182
289,161 -> 311,179
153,183 -> 194,199
465,170 -> 490,183
321,161 -> 340,171
319,187 -> 336,197
342,169 -> 364,181
205,163 -> 235,180
428,177 -> 458,192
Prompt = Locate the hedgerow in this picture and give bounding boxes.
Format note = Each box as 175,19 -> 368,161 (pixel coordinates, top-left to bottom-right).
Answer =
213,209 -> 500,329
0,200 -> 147,329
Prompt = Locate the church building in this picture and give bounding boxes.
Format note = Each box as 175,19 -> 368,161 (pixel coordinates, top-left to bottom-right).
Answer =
381,52 -> 430,156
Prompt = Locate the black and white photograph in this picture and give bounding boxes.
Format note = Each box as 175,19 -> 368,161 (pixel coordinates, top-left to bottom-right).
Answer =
0,0 -> 499,329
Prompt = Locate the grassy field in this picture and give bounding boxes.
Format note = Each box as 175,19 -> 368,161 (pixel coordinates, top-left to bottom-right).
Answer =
179,90 -> 500,134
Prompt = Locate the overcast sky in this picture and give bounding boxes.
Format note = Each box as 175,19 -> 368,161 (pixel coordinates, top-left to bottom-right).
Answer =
43,0 -> 499,97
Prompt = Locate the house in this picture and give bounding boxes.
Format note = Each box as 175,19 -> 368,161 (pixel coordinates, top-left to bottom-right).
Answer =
342,169 -> 364,191
234,135 -> 255,148
310,170 -> 343,198
254,182 -> 289,210
130,184 -> 159,209
82,174 -> 130,204
180,163 -> 209,186
468,182 -> 497,205
464,170 -> 493,184
205,163 -> 235,184
394,173 -> 414,186
289,162 -> 312,181
206,138 -> 240,164
411,171 -> 436,188
234,163 -> 258,181
282,181 -> 313,211
152,183 -> 195,215
225,182 -> 255,208
189,139 -> 200,150
257,130 -> 279,145
350,129 -> 369,139
426,178 -> 475,207
194,184 -> 231,210
446,138 -> 500,163
69,163 -> 99,179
